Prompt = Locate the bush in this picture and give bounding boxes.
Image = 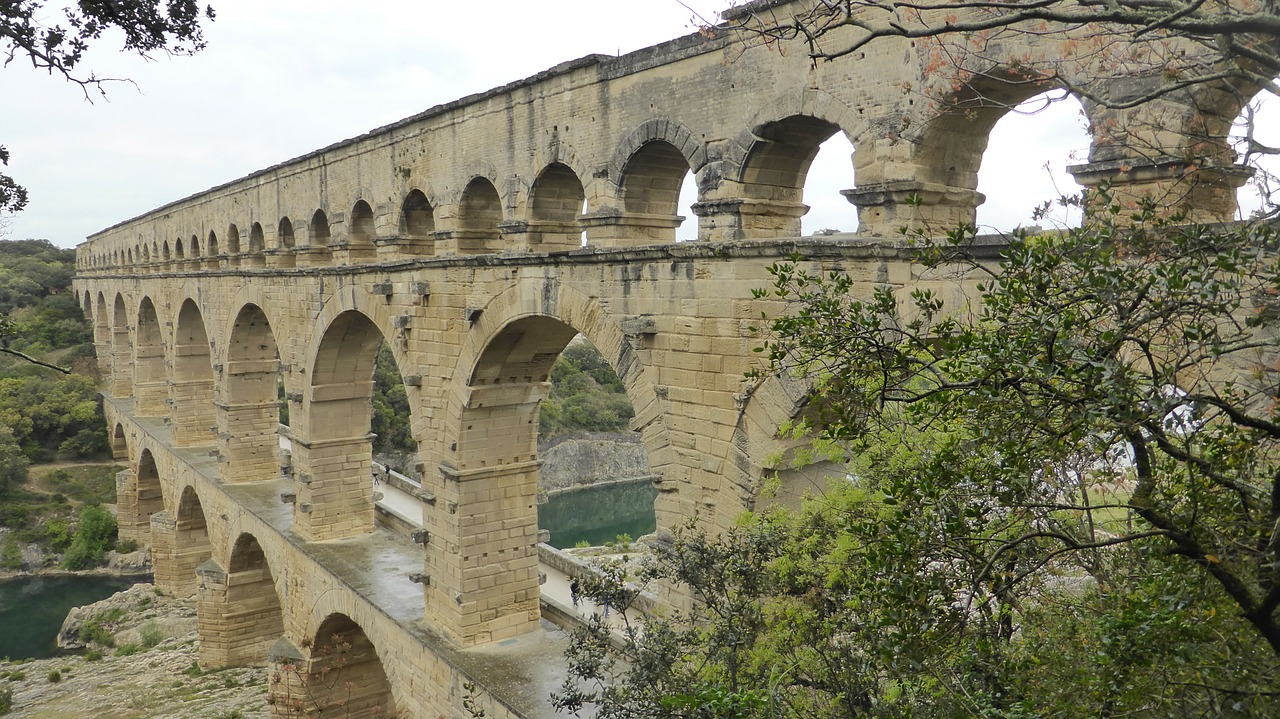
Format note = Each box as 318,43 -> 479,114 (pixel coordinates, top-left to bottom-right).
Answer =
114,537 -> 138,553
0,685 -> 11,716
0,535 -> 21,571
60,504 -> 117,570
46,670 -> 60,683
115,643 -> 140,657
84,649 -> 103,662
139,620 -> 165,649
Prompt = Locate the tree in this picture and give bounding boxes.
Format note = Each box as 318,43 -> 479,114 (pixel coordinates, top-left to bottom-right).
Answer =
2,0 -> 214,216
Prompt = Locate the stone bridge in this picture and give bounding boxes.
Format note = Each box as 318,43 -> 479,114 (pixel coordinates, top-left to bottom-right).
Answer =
71,1 -> 1256,716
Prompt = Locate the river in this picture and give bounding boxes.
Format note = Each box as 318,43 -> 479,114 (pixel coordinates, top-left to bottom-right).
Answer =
0,574 -> 144,659
538,479 -> 658,548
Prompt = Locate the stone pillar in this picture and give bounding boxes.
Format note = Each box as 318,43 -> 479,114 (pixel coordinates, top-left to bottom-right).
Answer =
693,198 -> 810,242
216,399 -> 281,483
1069,159 -> 1253,224
114,469 -> 147,545
844,181 -> 984,237
581,210 -> 684,247
133,344 -> 168,416
427,461 -> 542,646
292,432 -> 375,542
110,340 -> 133,398
170,378 -> 216,447
197,559 -> 285,668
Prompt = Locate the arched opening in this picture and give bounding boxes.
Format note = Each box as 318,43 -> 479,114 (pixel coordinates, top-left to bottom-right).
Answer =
126,248 -> 133,266
738,115 -> 843,239
161,241 -> 171,263
190,234 -> 200,259
111,294 -> 132,397
341,200 -> 377,263
620,140 -> 692,243
198,533 -> 284,668
801,133 -> 858,236
400,189 -> 435,255
275,217 -> 296,268
120,448 -> 165,546
247,222 -> 266,268
220,304 -> 283,484
141,243 -> 151,267
529,163 -> 585,251
111,423 -> 127,461
976,91 -> 1089,232
443,317 -> 646,643
93,292 -> 111,380
308,210 -> 333,264
1230,90 -> 1280,219
206,231 -> 220,270
134,298 -> 168,416
171,300 -> 216,447
272,614 -> 395,719
154,486 -> 211,597
226,225 -> 242,268
456,177 -> 503,253
297,311 -> 402,541
175,237 -> 185,261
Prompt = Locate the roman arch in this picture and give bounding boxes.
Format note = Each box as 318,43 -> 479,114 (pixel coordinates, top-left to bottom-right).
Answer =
73,1 -> 1258,716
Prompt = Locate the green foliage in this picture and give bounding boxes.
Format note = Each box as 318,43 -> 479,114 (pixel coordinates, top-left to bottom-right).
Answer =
38,464 -> 119,505
0,535 -> 21,570
0,426 -> 28,495
45,669 -> 59,684
83,649 -> 102,662
80,608 -> 122,647
138,620 -> 165,649
0,684 -> 11,716
0,373 -> 108,461
540,339 -> 634,440
115,643 -> 139,657
115,537 -> 138,553
562,201 -> 1280,717
60,504 -> 117,570
370,342 -> 415,459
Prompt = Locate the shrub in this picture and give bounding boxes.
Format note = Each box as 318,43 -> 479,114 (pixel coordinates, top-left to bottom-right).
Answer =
138,620 -> 165,649
60,504 -> 117,570
115,643 -> 140,657
46,670 -> 60,683
0,685 -> 12,716
113,538 -> 138,554
0,535 -> 21,571
84,649 -> 103,662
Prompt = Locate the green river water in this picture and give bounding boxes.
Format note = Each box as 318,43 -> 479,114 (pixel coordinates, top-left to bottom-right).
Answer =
0,574 -> 143,659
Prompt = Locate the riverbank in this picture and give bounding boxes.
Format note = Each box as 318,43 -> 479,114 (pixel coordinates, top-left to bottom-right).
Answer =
0,584 -> 268,719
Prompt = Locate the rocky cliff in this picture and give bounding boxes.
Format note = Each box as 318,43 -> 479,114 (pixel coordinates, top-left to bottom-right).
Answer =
537,433 -> 650,492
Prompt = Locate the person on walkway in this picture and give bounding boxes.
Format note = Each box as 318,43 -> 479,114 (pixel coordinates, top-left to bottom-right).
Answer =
570,578 -> 580,607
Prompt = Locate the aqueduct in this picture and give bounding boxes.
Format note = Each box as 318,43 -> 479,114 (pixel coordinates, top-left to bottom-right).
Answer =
72,1 -> 1262,716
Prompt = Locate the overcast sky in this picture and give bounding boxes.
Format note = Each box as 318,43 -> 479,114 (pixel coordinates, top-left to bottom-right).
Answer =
1,1 -> 1269,248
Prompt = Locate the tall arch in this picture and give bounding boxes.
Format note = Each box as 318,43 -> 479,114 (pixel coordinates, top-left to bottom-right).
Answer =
171,299 -> 216,447
134,298 -> 168,416
455,177 -> 503,253
528,163 -> 585,251
153,485 -> 211,597
219,304 -> 283,484
111,423 -> 128,461
110,294 -> 132,397
294,310 -> 390,541
197,533 -> 285,668
93,292 -> 112,381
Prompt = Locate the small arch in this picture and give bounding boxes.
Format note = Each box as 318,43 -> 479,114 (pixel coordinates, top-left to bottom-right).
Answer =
619,140 -> 693,242
349,200 -> 375,247
226,224 -> 241,254
456,177 -> 503,253
207,231 -> 220,259
248,222 -> 265,253
274,217 -> 297,268
111,423 -> 128,461
190,234 -> 200,258
125,448 -> 165,545
174,237 -> 185,260
399,190 -> 435,256
737,115 -> 844,238
311,210 -> 331,245
161,241 -> 171,262
529,163 -> 585,251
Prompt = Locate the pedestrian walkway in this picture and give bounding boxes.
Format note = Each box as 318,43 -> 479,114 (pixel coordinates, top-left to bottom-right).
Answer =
279,432 -> 639,632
